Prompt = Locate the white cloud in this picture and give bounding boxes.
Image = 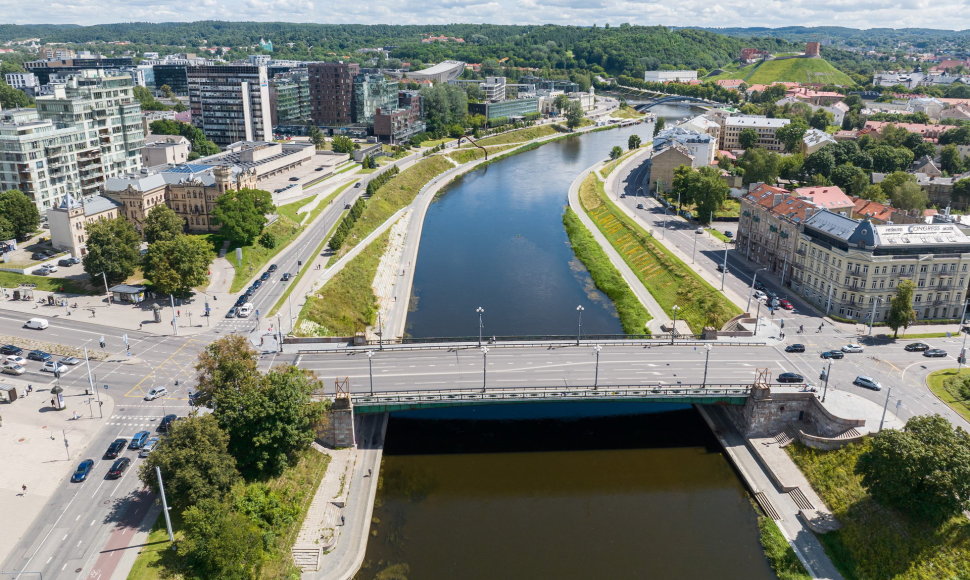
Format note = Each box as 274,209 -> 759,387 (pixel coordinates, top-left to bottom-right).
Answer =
4,0 -> 969,30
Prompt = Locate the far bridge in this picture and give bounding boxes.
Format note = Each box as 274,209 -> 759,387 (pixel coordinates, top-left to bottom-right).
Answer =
634,95 -> 723,110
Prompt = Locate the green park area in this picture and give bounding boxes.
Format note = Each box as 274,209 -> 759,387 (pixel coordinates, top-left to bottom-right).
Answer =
710,57 -> 854,86
926,368 -> 970,422
0,270 -> 92,295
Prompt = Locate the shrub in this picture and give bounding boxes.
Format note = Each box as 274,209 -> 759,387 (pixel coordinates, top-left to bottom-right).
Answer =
258,232 -> 277,249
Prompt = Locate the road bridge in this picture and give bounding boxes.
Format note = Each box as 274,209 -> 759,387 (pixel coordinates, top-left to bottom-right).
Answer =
634,95 -> 722,110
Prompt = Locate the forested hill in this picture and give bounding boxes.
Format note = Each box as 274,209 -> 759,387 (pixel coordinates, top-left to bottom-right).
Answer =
694,26 -> 970,51
0,22 -> 797,78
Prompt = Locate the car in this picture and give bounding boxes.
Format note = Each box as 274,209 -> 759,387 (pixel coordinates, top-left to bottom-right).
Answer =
820,350 -> 845,359
225,307 -> 238,318
268,264 -> 278,273
2,363 -> 25,375
853,376 -> 883,391
139,438 -> 160,458
27,350 -> 52,362
924,348 -> 948,358
716,264 -> 727,273
636,203 -> 644,209
24,318 -> 49,330
144,386 -> 168,401
128,430 -> 151,449
31,252 -> 47,261
695,227 -> 704,234
752,290 -> 767,303
58,356 -> 81,366
784,344 -> 806,353
58,257 -> 80,266
724,231 -> 734,238
289,176 -> 300,181
765,290 -> 778,300
904,342 -> 930,352
6,355 -> 26,365
260,272 -> 270,281
315,167 -> 325,171
777,372 -> 805,383
0,345 -> 23,356
70,459 -> 95,483
252,279 -> 262,290
104,438 -> 127,459
106,457 -> 131,479
159,414 -> 178,433
237,303 -> 254,318
39,264 -> 58,273
754,281 -> 767,292
41,361 -> 62,373
841,344 -> 865,353
281,273 -> 291,281
778,299 -> 794,311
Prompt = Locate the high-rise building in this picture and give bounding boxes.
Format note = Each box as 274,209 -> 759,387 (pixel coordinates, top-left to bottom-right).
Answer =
353,73 -> 398,125
308,62 -> 359,126
270,70 -> 311,131
152,64 -> 189,96
187,65 -> 273,147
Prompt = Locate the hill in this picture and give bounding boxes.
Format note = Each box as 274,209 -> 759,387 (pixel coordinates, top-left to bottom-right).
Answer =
710,57 -> 854,86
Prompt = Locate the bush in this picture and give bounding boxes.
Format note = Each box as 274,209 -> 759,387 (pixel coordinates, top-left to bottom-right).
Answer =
258,232 -> 277,249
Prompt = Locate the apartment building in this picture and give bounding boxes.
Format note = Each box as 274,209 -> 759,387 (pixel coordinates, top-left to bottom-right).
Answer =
47,193 -> 122,257
308,62 -> 360,126
353,73 -> 398,125
721,116 -> 791,151
269,70 -> 311,130
373,91 -> 425,144
187,65 -> 273,147
737,185 -> 820,285
644,70 -> 698,83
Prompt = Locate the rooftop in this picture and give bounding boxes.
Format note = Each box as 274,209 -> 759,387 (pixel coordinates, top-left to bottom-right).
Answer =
794,186 -> 853,210
725,116 -> 791,128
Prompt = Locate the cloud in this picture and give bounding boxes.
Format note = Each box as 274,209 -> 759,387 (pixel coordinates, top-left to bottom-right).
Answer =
4,0 -> 969,30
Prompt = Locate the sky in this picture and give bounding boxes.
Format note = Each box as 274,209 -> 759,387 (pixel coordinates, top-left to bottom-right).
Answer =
3,0 -> 969,31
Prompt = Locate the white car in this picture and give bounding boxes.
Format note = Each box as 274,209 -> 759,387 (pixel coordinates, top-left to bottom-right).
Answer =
144,386 -> 168,401
40,264 -> 58,273
139,437 -> 160,457
42,361 -> 63,373
841,344 -> 865,353
5,355 -> 26,365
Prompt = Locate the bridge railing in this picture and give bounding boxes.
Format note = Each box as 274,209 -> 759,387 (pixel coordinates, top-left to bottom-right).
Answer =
297,336 -> 767,354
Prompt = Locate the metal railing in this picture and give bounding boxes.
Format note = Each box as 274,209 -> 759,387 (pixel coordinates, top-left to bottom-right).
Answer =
297,338 -> 768,354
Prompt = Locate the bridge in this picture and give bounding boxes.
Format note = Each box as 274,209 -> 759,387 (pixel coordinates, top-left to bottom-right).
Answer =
634,95 -> 722,110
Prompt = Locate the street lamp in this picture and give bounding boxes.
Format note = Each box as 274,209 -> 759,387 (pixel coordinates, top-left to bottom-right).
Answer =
878,387 -> 893,432
720,242 -> 729,291
702,344 -> 713,386
691,228 -> 699,264
867,296 -> 884,336
366,350 -> 375,396
820,360 -> 832,403
593,344 -> 602,388
745,267 -> 768,314
476,306 -> 485,346
670,305 -> 681,345
95,271 -> 111,307
480,346 -> 489,393
576,305 -> 584,345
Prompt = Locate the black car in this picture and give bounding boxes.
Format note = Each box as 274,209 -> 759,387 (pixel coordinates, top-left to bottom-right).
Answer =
104,438 -> 127,459
716,264 -> 727,273
0,344 -> 23,356
924,349 -> 948,358
252,280 -> 262,290
235,296 -> 248,307
260,272 -> 271,281
268,264 -> 278,273
784,344 -> 806,353
106,457 -> 131,479
31,252 -> 47,261
754,281 -> 767,292
820,350 -> 845,359
281,273 -> 291,281
159,414 -> 178,433
777,372 -> 805,383
71,459 -> 95,483
904,342 -> 930,352
27,350 -> 52,362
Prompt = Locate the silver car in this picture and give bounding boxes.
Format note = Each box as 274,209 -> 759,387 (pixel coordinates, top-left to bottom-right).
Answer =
853,376 -> 882,391
139,437 -> 160,458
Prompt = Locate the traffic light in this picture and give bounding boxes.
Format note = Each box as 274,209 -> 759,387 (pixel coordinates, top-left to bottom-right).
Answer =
819,370 -> 828,381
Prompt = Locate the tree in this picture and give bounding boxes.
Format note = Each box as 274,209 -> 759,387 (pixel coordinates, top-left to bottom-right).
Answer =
775,119 -> 808,153
890,181 -> 928,212
553,93 -> 570,115
738,127 -> 759,150
149,119 -> 219,158
132,85 -> 169,111
870,145 -> 914,174
739,148 -> 780,185
609,145 -> 623,160
809,108 -> 833,131
628,134 -> 641,150
82,217 -> 141,286
801,149 -> 835,180
0,79 -> 31,109
0,216 -> 14,241
142,204 -> 184,243
856,414 -> 970,524
859,184 -> 888,203
142,234 -> 214,297
565,100 -> 584,129
887,279 -> 917,337
195,335 -> 261,409
139,414 -> 241,514
671,166 -> 727,223
159,84 -> 176,100
306,123 -> 326,149
940,144 -> 966,175
777,154 -> 804,181
653,117 -> 665,137
180,498 -> 265,580
211,188 -> 274,246
831,164 -> 869,196
954,178 -> 970,203
0,189 -> 40,240
331,135 -> 356,154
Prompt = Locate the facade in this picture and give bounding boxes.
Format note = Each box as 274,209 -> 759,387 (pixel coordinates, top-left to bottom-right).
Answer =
152,64 -> 189,96
721,116 -> 791,151
141,136 -> 191,168
805,42 -> 821,57
353,73 -> 398,125
25,57 -> 133,84
792,214 -> 970,323
373,91 -> 425,144
404,60 -> 465,83
47,194 -> 122,257
187,65 -> 273,147
269,70 -> 311,130
468,98 -> 539,121
653,126 -> 716,165
649,146 -> 694,193
308,62 -> 360,126
737,185 -> 818,286
644,70 -> 698,83
4,73 -> 38,90
482,76 -> 507,102
801,129 -> 837,155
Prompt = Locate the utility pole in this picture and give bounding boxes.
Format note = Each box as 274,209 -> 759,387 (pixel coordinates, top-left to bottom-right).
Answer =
820,360 -> 832,403
170,294 -> 179,336
720,243 -> 728,291
702,344 -> 712,386
593,344 -> 602,388
878,387 -> 893,432
84,347 -> 102,418
155,466 -> 175,542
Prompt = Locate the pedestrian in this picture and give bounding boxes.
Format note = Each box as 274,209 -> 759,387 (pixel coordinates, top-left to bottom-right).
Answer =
367,468 -> 372,477
340,515 -> 345,526
21,484 -> 26,495
51,398 -> 55,408
818,323 -> 823,333
799,325 -> 804,333
138,323 -> 143,330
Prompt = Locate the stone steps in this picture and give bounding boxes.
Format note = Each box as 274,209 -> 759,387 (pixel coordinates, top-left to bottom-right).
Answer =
754,491 -> 781,521
789,487 -> 815,511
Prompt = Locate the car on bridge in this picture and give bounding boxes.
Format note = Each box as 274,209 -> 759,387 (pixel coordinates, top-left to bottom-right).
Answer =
853,376 -> 882,391
784,344 -> 805,353
104,438 -> 127,459
904,342 -> 930,352
841,344 -> 864,353
776,372 -> 804,383
923,348 -> 948,358
70,459 -> 95,483
820,350 -> 844,359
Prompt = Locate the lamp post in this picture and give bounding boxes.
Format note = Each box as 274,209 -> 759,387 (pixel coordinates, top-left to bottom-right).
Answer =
745,267 -> 768,314
691,228 -> 699,264
820,360 -> 832,403
670,305 -> 680,345
476,306 -> 485,346
878,386 -> 893,432
96,271 -> 111,307
576,305 -> 584,346
702,344 -> 713,386
662,206 -> 667,240
366,350 -> 375,396
480,346 -> 488,393
720,242 -> 729,291
593,344 -> 602,388
867,296 -> 884,336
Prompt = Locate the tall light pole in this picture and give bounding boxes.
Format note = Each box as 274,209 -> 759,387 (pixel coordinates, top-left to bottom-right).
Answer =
867,296 -> 884,336
96,271 -> 111,307
83,346 -> 102,418
702,344 -> 712,386
480,346 -> 488,393
661,206 -> 667,239
670,304 -> 681,345
878,386 -> 893,432
720,242 -> 728,291
366,350 -> 375,396
820,360 -> 832,403
691,229 -> 699,264
576,305 -> 584,345
476,306 -> 485,346
169,294 -> 179,336
746,267 -> 768,314
593,344 -> 602,388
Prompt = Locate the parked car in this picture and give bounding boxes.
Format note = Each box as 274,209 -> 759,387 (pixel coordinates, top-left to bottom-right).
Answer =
904,342 -> 930,352
159,414 -> 178,433
106,457 -> 131,479
853,376 -> 883,391
59,356 -> 81,366
924,349 -> 948,358
820,350 -> 845,359
0,345 -> 23,356
695,227 -> 704,234
354,181 -> 362,187
128,431 -> 150,449
724,231 -> 734,238
104,438 -> 127,459
31,252 -> 47,261
27,350 -> 52,362
841,344 -> 865,353
139,438 -> 160,458
251,279 -> 262,290
784,344 -> 806,353
58,257 -> 80,266
70,459 -> 95,483
778,299 -> 794,311
281,273 -> 292,281
777,372 -> 805,383
289,176 -> 300,181
716,264 -> 727,273
636,203 -> 644,209
39,264 -> 58,273
6,355 -> 26,365
754,281 -> 767,292
1,363 -> 25,375
144,386 -> 168,401
41,361 -> 62,373
752,290 -> 767,303
225,307 -> 237,318
237,303 -> 254,318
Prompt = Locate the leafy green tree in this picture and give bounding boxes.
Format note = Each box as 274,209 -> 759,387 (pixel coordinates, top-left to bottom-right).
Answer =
142,204 -> 184,243
609,145 -> 623,160
859,184 -> 888,203
553,93 -> 571,115
82,217 -> 141,286
739,148 -> 779,185
802,149 -> 836,180
0,189 -> 40,240
306,123 -> 326,149
139,414 -> 241,514
939,125 -> 970,146
180,498 -> 265,580
159,84 -> 176,100
738,127 -> 759,150
890,180 -> 928,212
809,108 -> 833,131
0,79 -> 31,109
775,118 -> 808,153
194,335 -> 261,409
565,100 -> 584,129
672,166 -> 727,223
142,234 -> 214,297
954,178 -> 970,203
211,188 -> 274,246
628,134 -> 641,150
0,216 -> 14,241
132,85 -> 169,111
856,414 -> 970,524
877,171 -> 916,198
887,279 -> 917,337
653,117 -> 665,137
870,145 -> 914,173
831,164 -> 869,196
149,119 -> 219,159
419,83 -> 468,134
331,135 -> 356,154
777,154 -> 804,181
940,144 -> 966,175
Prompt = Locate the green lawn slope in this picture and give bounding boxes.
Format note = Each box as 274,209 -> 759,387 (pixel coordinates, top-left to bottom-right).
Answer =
710,57 -> 854,86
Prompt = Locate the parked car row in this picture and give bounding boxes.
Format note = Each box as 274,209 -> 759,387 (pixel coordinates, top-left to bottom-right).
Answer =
1,344 -> 79,376
226,264 -> 289,319
76,417 -> 178,483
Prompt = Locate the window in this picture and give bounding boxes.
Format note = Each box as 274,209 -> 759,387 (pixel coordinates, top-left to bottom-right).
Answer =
915,295 -> 922,303
891,265 -> 898,274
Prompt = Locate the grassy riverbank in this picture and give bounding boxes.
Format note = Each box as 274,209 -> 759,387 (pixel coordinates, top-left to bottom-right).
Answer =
787,441 -> 970,580
474,125 -> 558,147
563,208 -> 651,334
578,173 -> 741,333
758,517 -> 811,580
926,368 -> 970,422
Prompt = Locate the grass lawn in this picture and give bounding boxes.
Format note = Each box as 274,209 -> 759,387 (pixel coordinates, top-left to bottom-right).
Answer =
418,137 -> 451,148
710,57 -> 854,86
897,332 -> 951,339
474,125 -> 557,147
578,173 -> 741,333
707,228 -> 732,243
226,215 -> 303,293
612,105 -> 646,119
299,229 -> 390,336
0,270 -> 94,294
758,517 -> 811,580
787,441 -> 970,580
600,147 -> 643,178
926,368 -> 970,422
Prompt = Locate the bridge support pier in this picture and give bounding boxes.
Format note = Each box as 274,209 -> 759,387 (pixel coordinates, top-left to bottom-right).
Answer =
323,399 -> 356,448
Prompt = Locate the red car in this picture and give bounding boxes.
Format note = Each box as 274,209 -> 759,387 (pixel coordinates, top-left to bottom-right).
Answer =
778,299 -> 794,310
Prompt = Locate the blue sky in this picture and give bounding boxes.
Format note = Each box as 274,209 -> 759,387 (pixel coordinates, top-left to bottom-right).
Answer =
6,0 -> 969,31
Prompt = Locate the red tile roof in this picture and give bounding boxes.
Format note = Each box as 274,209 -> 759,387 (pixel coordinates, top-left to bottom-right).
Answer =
794,186 -> 854,210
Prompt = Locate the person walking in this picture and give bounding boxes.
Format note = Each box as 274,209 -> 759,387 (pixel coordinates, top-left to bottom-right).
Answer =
21,484 -> 27,495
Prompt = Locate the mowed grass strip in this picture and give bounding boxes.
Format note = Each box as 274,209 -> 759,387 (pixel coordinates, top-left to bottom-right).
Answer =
227,215 -> 303,293
578,173 -> 741,333
473,125 -> 557,147
926,368 -> 970,422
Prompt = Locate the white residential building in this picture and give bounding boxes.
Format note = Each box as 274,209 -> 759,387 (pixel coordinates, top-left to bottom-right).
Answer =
721,116 -> 791,151
4,72 -> 38,89
644,70 -> 698,83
